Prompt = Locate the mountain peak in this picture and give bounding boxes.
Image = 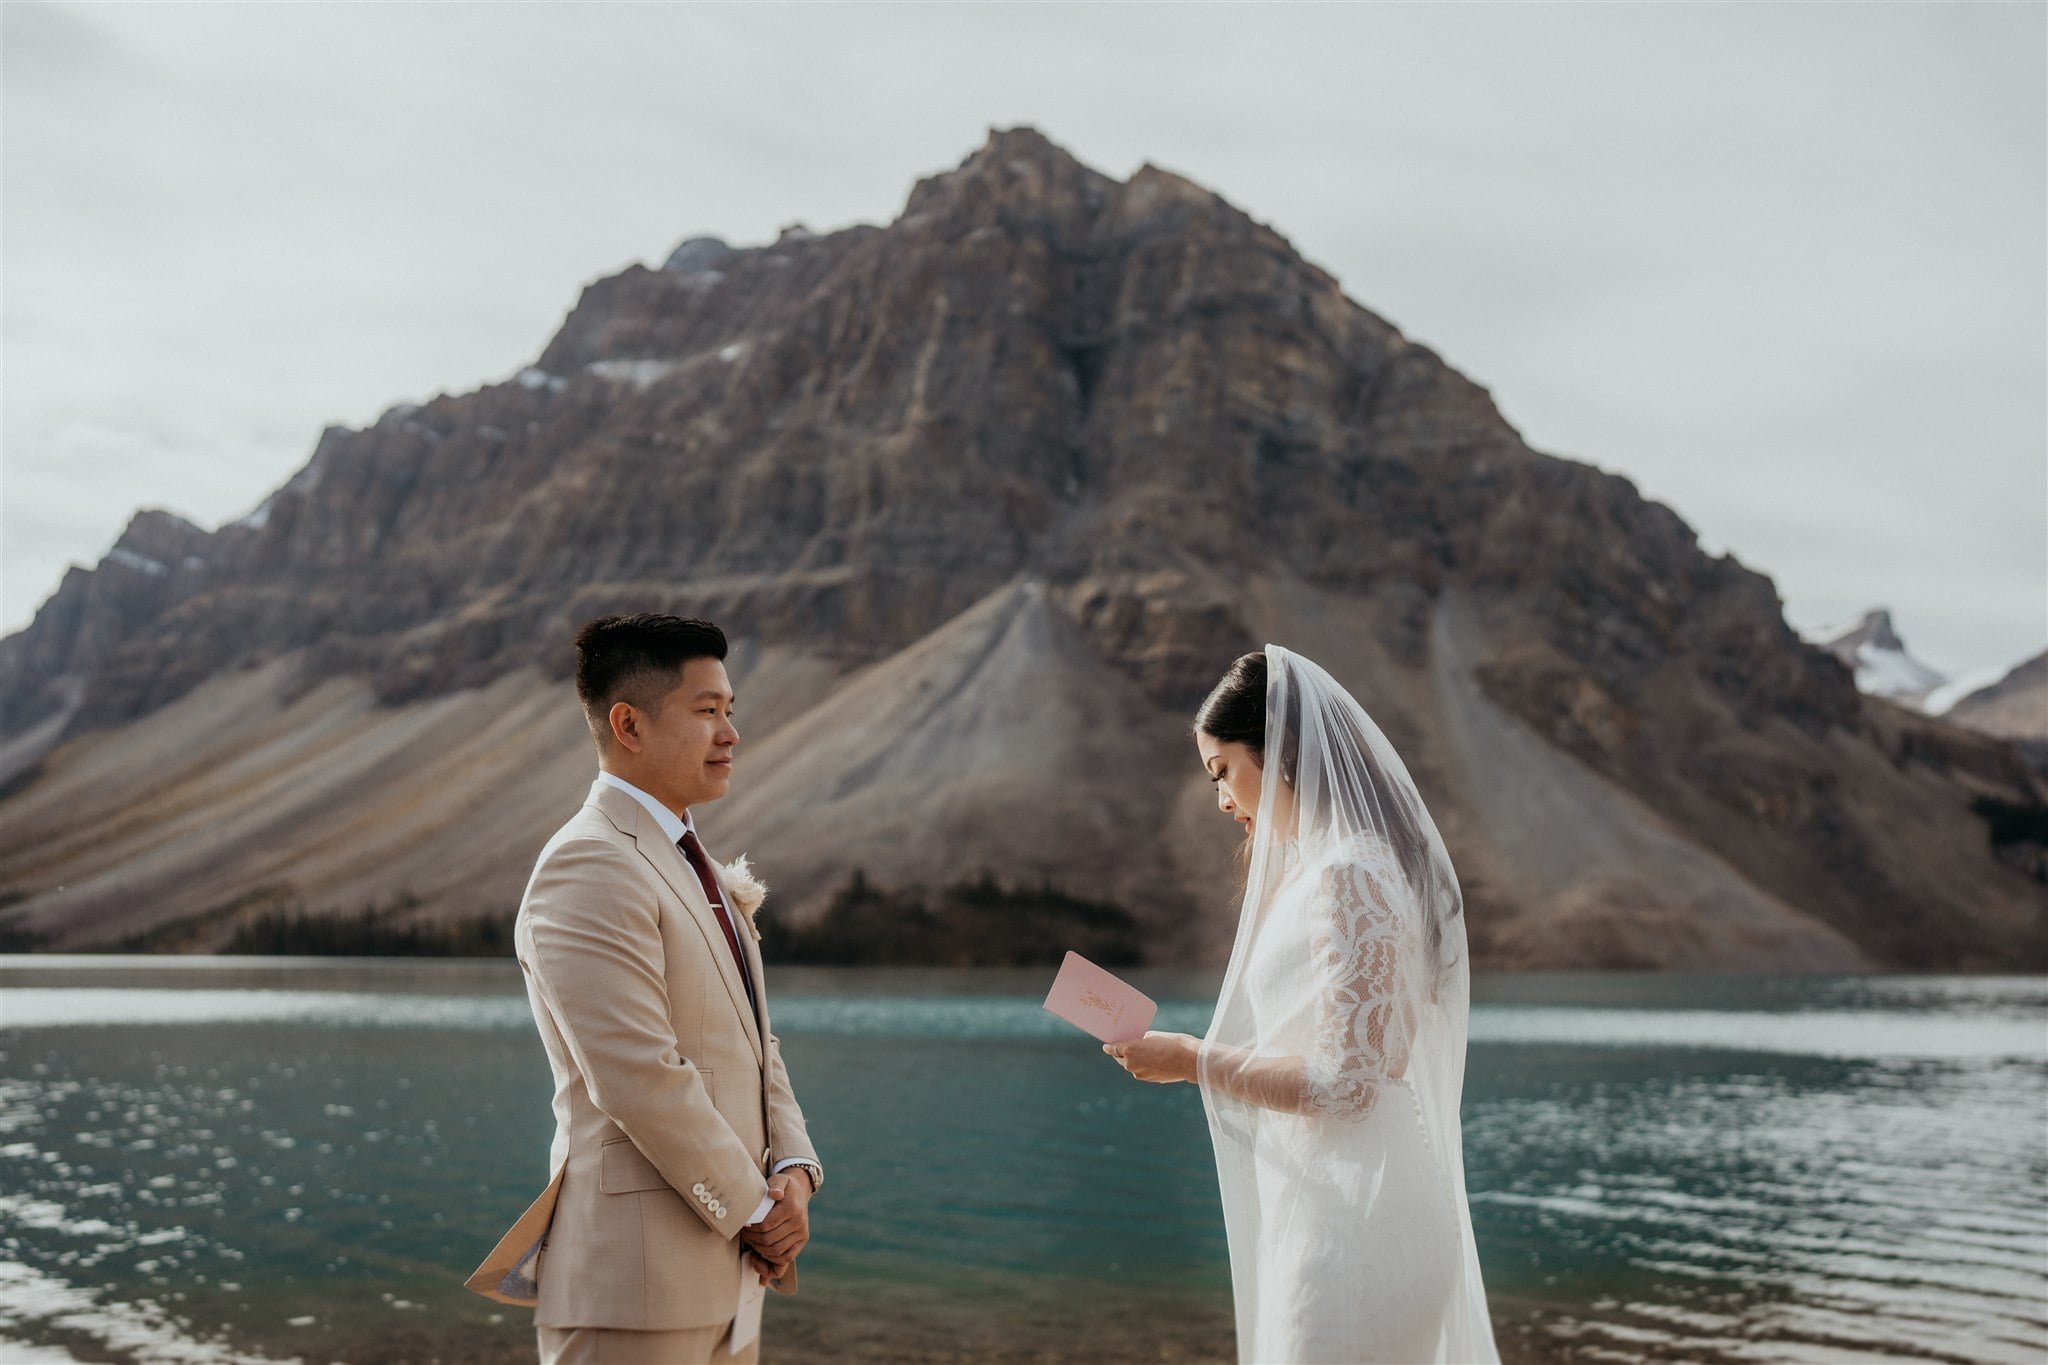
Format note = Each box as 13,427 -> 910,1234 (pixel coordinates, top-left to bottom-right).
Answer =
1933,647 -> 2048,752
109,508 -> 206,567
0,132 -> 2038,971
969,123 -> 1083,174
662,235 -> 738,275
900,124 -> 1119,223
118,507 -> 202,541
1859,607 -> 1902,651
1807,606 -> 1945,702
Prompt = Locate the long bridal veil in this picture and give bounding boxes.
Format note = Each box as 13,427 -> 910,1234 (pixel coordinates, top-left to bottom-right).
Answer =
1196,644 -> 1499,1363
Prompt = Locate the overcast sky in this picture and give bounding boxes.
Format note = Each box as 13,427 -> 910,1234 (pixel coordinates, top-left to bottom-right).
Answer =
4,2 -> 2042,686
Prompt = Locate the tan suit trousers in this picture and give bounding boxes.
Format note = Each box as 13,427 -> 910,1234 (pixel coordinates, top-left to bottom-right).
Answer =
537,1321 -> 759,1365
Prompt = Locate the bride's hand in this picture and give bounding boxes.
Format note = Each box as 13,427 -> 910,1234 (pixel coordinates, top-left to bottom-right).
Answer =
1104,1030 -> 1198,1084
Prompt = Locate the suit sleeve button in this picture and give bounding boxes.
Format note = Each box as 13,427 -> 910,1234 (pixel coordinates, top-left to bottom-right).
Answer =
691,1183 -> 707,1197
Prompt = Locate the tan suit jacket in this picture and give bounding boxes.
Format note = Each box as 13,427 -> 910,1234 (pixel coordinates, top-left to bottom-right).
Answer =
466,779 -> 817,1330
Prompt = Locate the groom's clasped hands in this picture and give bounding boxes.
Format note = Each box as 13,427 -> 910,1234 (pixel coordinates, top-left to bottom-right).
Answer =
739,1169 -> 813,1286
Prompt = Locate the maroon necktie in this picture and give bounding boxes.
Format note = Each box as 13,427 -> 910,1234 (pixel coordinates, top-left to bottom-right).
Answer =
678,827 -> 756,1012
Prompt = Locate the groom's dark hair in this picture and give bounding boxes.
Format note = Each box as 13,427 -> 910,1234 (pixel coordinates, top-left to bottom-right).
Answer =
574,613 -> 728,743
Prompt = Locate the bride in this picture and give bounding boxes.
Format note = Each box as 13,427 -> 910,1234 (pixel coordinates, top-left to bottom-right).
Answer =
1105,646 -> 1500,1364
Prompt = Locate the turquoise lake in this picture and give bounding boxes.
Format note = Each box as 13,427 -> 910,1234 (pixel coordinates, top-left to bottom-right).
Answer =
0,959 -> 2043,1363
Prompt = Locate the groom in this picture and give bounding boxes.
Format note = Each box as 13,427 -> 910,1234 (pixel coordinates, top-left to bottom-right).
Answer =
466,613 -> 822,1364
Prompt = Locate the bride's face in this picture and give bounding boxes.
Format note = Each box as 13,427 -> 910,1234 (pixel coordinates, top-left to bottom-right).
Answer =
1197,733 -> 1264,839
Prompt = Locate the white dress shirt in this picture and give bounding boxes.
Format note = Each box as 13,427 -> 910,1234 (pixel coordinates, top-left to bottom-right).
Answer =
594,771 -> 813,1227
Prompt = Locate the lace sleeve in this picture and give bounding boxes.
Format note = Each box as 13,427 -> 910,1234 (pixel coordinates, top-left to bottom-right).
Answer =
1301,857 -> 1412,1121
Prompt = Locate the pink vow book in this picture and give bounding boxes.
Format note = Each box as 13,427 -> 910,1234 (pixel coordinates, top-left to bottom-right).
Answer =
1043,951 -> 1157,1044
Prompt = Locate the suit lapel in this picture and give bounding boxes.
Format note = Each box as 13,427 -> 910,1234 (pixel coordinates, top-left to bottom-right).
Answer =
593,786 -> 764,1062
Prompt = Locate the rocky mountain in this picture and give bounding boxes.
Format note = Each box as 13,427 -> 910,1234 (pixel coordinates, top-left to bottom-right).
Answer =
2,126 -> 2043,969
1804,608 -> 1947,706
1946,649 -> 2048,742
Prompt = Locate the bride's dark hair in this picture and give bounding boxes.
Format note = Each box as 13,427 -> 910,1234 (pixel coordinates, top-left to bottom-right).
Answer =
1196,652 -> 1266,889
1196,648 -> 1460,988
1194,651 -> 1265,752
1195,651 -> 1299,787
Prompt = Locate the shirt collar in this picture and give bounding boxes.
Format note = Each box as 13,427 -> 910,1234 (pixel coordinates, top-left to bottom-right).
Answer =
596,770 -> 694,845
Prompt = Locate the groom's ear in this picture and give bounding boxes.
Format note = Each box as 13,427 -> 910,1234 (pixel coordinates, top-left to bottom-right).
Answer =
607,700 -> 645,754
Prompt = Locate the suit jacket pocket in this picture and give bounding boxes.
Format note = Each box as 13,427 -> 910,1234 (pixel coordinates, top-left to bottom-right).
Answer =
599,1137 -> 670,1194
597,1066 -> 712,1194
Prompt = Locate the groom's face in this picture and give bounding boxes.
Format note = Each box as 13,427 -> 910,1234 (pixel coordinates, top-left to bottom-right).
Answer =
618,657 -> 739,811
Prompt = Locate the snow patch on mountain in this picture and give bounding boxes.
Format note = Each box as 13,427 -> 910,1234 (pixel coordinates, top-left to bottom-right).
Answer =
105,549 -> 165,576
586,359 -> 675,390
1852,641 -> 1946,698
1802,608 -> 1946,703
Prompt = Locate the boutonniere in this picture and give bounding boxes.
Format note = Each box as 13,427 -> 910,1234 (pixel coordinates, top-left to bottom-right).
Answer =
716,854 -> 769,941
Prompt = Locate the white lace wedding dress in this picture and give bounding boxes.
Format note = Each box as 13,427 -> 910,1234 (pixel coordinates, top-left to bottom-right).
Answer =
1198,646 -> 1499,1365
